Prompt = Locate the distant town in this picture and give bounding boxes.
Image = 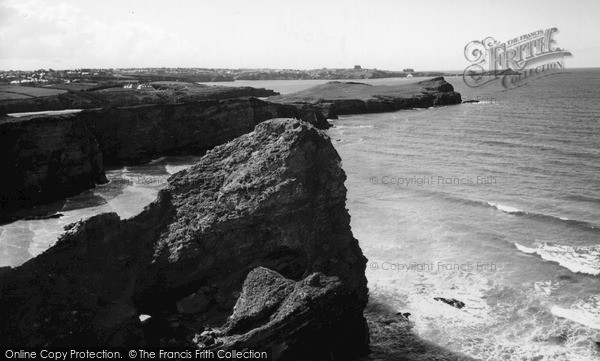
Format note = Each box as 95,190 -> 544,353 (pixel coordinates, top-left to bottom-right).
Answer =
0,66 -> 454,87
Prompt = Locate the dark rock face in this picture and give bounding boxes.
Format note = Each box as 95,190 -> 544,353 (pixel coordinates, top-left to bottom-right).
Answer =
225,267 -> 296,335
0,119 -> 368,359
270,77 -> 462,119
0,115 -> 107,213
79,98 -> 329,165
208,267 -> 369,360
433,297 -> 465,309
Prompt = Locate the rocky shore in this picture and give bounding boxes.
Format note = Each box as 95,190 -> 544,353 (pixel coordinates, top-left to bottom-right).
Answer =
360,301 -> 475,361
269,77 -> 462,118
0,119 -> 369,359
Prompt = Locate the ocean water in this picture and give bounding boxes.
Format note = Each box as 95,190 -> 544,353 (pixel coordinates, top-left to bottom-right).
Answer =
1,72 -> 599,359
327,70 -> 600,360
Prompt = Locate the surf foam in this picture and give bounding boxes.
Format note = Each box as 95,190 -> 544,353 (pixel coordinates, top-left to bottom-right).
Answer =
515,242 -> 600,275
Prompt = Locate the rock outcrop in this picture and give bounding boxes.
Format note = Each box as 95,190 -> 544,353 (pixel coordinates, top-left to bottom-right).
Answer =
269,77 -> 462,118
0,119 -> 369,359
0,115 -> 107,213
433,297 -> 466,309
196,267 -> 368,360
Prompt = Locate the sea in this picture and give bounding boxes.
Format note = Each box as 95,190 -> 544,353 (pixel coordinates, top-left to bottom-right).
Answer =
1,70 -> 599,360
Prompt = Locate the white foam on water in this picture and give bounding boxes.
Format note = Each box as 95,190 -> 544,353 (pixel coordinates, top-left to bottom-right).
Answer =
104,186 -> 159,219
165,164 -> 193,175
514,242 -> 537,254
28,220 -> 66,257
368,263 -> 496,345
148,156 -> 167,164
454,284 -> 600,361
7,109 -> 83,117
514,242 -> 600,275
487,202 -> 522,214
533,280 -> 560,296
551,297 -> 600,330
333,125 -> 374,130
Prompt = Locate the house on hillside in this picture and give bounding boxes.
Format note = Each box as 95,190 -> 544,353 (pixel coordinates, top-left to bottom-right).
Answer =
136,83 -> 154,91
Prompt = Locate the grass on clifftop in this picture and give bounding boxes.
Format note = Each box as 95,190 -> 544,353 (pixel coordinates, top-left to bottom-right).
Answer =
269,78 -> 448,103
0,86 -> 67,100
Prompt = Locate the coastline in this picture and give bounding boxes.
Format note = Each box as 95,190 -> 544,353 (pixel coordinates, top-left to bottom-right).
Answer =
7,74 -> 596,360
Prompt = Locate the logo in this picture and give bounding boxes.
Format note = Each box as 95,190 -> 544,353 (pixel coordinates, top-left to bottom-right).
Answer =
463,28 -> 572,88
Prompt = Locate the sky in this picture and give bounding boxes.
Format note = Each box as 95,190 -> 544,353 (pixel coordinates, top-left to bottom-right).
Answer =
0,0 -> 598,71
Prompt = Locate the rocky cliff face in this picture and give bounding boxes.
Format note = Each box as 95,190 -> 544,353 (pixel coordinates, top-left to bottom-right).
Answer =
1,98 -> 329,217
0,115 -> 107,213
0,119 -> 369,359
80,98 -> 329,165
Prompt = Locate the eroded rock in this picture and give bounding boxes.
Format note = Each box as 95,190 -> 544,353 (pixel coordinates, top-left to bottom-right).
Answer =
208,267 -> 368,360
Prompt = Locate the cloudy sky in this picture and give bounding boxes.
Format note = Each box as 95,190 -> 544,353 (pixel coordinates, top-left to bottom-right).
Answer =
0,0 -> 598,71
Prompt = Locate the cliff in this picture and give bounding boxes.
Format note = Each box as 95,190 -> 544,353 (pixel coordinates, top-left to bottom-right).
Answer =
269,77 -> 462,118
0,115 -> 107,213
0,119 -> 369,359
0,98 -> 328,218
0,85 -> 278,115
79,97 -> 329,165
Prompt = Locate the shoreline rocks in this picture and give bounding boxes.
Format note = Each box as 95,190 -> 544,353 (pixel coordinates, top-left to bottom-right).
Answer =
433,297 -> 466,309
363,300 -> 476,361
0,119 -> 369,359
